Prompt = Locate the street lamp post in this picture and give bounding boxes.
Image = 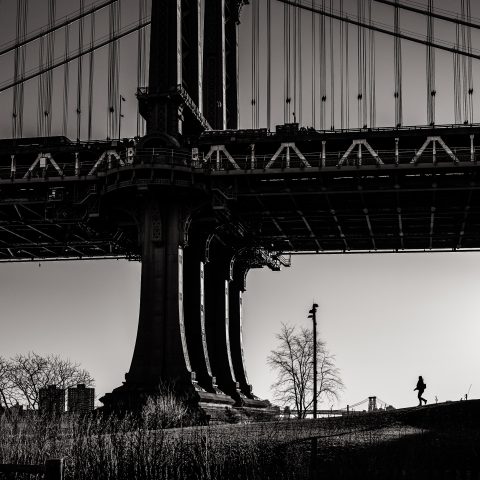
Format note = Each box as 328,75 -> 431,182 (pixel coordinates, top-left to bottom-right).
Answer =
308,302 -> 319,477
308,303 -> 319,419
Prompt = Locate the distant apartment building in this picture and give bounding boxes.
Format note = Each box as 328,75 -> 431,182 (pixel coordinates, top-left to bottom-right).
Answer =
67,384 -> 94,414
39,385 -> 65,415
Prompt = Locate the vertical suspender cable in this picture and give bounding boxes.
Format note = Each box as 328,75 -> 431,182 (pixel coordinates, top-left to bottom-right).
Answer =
284,4 -> 287,122
250,0 -> 259,128
329,0 -> 334,130
298,4 -> 302,125
339,0 -> 345,129
62,23 -> 70,137
461,0 -> 474,124
255,0 -> 259,128
45,0 -> 56,137
12,0 -> 28,139
137,0 -> 147,137
394,0 -> 402,127
461,0 -> 468,123
251,0 -> 255,128
267,0 -> 272,130
368,0 -> 376,128
37,35 -> 45,136
38,0 -> 55,137
467,0 -> 474,123
453,22 -> 461,124
76,0 -> 85,141
319,0 -> 326,130
339,0 -> 344,129
284,4 -> 291,123
87,12 -> 95,140
311,0 -> 316,128
107,1 -> 121,140
426,0 -> 435,126
293,3 -> 297,122
363,1 -> 367,128
357,0 -> 363,128
345,6 -> 349,129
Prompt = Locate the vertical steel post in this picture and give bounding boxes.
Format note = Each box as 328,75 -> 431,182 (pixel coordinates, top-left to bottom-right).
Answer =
308,303 -> 319,418
308,302 -> 319,479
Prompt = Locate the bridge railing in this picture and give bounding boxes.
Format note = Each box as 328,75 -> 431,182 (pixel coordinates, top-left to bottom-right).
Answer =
0,143 -> 476,180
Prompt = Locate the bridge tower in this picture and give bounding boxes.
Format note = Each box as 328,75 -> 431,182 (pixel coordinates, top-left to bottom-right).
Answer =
101,0 -> 269,413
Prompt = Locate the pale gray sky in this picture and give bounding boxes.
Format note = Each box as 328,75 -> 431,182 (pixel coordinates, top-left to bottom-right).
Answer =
0,0 -> 479,409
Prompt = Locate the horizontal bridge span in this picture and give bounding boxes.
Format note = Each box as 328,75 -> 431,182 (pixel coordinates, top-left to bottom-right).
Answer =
0,126 -> 479,260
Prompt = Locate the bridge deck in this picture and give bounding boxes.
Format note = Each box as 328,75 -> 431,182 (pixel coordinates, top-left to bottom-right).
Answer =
0,127 -> 479,261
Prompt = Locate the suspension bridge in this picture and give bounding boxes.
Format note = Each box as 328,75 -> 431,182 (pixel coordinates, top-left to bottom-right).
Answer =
0,0 -> 479,412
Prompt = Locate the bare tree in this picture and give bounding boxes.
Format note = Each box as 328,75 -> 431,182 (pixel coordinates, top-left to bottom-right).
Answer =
267,323 -> 344,418
0,356 -> 18,409
1,352 -> 94,410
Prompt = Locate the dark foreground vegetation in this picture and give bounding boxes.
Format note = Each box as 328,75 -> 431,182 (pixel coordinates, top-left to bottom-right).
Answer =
0,395 -> 309,480
1,398 -> 479,479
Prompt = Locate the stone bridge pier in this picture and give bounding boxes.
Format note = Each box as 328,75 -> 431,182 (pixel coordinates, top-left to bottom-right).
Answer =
101,186 -> 271,413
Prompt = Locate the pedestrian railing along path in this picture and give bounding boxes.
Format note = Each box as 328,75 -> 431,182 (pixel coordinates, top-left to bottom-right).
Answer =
0,459 -> 63,479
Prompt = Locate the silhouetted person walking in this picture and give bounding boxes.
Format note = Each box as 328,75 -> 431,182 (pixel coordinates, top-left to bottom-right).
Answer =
414,376 -> 427,406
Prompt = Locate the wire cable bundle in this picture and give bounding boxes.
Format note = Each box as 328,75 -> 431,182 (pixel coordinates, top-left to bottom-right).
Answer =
393,0 -> 403,127
426,0 -> 435,126
107,1 -> 121,140
12,0 -> 29,139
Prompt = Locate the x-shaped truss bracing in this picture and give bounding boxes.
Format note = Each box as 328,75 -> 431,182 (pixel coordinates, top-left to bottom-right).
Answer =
89,150 -> 124,175
410,136 -> 459,164
204,146 -> 240,170
23,153 -> 64,178
337,139 -> 384,167
265,143 -> 311,169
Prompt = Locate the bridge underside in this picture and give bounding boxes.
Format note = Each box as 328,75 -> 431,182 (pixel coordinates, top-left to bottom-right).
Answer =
1,125 -> 479,410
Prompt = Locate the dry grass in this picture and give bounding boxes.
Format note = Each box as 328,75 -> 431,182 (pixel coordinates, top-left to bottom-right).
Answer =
0,406 -> 308,480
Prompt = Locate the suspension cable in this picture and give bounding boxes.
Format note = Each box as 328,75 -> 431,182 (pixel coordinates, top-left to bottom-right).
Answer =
87,11 -> 95,140
45,0 -> 56,137
453,22 -> 461,124
284,3 -> 291,122
12,0 -> 28,139
267,0 -> 272,130
62,23 -> 70,137
462,0 -> 474,124
0,0 -> 120,59
76,0 -> 85,141
293,3 -> 297,123
339,0 -> 344,129
394,0 -> 402,127
329,0 -> 334,130
0,19 -> 151,95
311,0 -> 316,128
275,0 -> 480,61
107,0 -> 121,140
37,35 -> 45,136
319,0 -> 326,129
426,0 -> 435,126
357,0 -> 365,128
250,0 -> 259,128
373,0 -> 480,31
136,0 -> 148,137
298,4 -> 303,125
368,0 -> 376,128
